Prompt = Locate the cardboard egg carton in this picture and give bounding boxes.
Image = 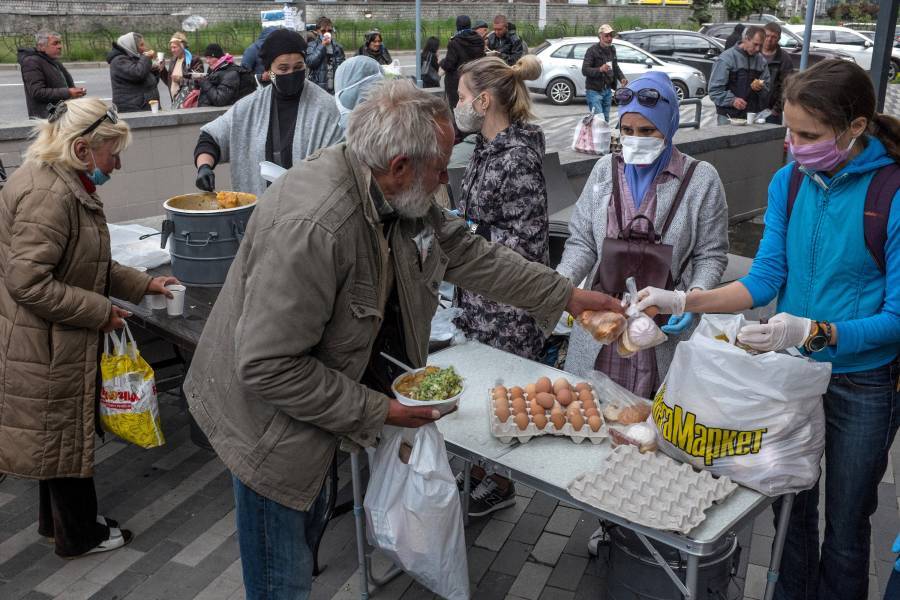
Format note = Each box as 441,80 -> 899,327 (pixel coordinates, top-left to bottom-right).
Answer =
567,445 -> 737,534
487,390 -> 609,445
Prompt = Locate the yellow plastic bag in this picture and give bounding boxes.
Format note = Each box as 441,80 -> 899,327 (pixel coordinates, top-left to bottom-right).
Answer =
100,322 -> 165,449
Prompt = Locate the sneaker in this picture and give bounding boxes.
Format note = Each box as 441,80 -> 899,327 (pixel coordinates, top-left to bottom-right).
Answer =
587,524 -> 611,557
64,528 -> 133,559
455,465 -> 485,493
468,476 -> 516,517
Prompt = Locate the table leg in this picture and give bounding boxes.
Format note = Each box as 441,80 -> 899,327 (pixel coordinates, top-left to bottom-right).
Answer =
636,532 -> 691,598
350,451 -> 370,600
462,461 -> 472,526
763,493 -> 795,600
684,553 -> 699,600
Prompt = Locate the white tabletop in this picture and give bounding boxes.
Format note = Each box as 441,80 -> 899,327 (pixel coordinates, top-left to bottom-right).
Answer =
429,341 -> 772,551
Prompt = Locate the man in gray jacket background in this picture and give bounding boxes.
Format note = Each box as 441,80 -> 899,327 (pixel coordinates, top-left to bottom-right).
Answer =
184,79 -> 623,599
709,25 -> 770,125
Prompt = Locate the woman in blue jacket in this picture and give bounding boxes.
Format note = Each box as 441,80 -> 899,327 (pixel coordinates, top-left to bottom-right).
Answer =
639,59 -> 900,600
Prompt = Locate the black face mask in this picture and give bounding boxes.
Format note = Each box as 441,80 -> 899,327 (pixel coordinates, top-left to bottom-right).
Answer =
272,69 -> 306,97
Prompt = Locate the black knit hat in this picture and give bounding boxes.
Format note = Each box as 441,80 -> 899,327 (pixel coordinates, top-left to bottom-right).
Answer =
260,28 -> 308,69
455,16 -> 471,32
203,43 -> 224,58
473,20 -> 488,30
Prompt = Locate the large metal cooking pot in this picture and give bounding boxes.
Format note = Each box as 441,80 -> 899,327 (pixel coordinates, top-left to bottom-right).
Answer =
159,192 -> 257,287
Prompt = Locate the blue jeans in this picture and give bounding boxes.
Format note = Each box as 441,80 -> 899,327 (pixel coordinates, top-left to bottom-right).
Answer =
232,474 -> 329,600
585,88 -> 612,122
772,359 -> 900,600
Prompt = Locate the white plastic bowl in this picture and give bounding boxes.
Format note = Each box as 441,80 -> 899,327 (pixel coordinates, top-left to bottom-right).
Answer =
391,368 -> 464,415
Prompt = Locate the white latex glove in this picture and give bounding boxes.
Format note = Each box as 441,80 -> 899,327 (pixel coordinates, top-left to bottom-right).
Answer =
737,312 -> 813,352
635,287 -> 686,316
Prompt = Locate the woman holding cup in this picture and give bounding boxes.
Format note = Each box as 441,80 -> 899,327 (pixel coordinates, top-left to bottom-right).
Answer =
0,97 -> 178,558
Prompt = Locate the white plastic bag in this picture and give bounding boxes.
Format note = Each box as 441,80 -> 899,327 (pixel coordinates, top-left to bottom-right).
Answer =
571,113 -> 611,155
430,306 -> 465,344
652,314 -> 831,495
364,425 -> 470,600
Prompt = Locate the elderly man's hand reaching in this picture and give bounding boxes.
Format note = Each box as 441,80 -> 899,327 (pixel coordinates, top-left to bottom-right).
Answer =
565,288 -> 625,318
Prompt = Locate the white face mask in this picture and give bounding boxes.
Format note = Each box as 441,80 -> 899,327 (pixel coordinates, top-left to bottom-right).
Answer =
621,135 -> 666,166
334,73 -> 382,117
453,95 -> 486,134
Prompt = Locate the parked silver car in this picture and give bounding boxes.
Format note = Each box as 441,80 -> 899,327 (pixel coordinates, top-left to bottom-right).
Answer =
529,37 -> 707,105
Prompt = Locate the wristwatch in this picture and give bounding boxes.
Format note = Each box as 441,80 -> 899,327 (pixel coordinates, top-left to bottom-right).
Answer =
804,321 -> 831,353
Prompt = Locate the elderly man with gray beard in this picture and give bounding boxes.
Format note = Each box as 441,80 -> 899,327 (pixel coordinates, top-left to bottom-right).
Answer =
183,79 -> 622,599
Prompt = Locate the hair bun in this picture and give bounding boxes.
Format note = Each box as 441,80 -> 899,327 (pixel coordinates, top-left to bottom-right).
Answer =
512,54 -> 541,82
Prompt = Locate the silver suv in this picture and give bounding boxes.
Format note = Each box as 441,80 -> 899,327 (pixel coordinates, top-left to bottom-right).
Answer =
530,37 -> 707,106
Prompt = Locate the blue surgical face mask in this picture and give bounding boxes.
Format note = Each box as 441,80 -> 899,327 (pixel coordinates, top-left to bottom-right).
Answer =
88,150 -> 110,186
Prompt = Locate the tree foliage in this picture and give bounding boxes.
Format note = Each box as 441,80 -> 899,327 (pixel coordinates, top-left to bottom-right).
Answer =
723,0 -> 779,20
691,0 -> 713,26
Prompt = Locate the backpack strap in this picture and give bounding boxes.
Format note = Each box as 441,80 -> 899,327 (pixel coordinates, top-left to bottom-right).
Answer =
610,156 -> 625,233
786,163 -> 804,222
864,163 -> 900,274
659,160 -> 700,237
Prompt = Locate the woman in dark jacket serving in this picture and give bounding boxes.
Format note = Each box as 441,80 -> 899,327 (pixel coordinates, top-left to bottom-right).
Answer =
440,16 -> 486,113
106,32 -> 161,113
452,54 -> 550,517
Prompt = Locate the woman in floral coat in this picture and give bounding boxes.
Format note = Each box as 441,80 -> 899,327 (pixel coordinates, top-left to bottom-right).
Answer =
452,54 -> 548,516
453,54 -> 549,362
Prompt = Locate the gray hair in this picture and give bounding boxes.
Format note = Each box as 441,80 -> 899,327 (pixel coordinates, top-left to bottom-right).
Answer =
35,30 -> 60,47
346,79 -> 452,173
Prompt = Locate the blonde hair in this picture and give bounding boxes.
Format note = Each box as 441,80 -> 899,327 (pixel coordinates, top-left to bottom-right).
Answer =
25,97 -> 131,170
459,54 -> 541,123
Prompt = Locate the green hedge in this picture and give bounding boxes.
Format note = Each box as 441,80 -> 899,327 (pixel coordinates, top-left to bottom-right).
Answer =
0,17 -> 695,63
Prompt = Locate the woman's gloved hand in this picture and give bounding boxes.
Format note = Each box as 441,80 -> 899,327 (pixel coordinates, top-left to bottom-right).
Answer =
661,312 -> 694,335
635,287 -> 686,316
737,312 -> 812,352
195,164 -> 215,192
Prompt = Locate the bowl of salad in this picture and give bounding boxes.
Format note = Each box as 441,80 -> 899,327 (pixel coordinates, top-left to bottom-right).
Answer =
391,366 -> 464,415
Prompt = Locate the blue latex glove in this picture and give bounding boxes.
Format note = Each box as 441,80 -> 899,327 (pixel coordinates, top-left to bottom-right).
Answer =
661,312 -> 694,335
893,531 -> 900,571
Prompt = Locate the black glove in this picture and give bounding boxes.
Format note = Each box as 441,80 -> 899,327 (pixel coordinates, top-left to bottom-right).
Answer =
195,164 -> 215,192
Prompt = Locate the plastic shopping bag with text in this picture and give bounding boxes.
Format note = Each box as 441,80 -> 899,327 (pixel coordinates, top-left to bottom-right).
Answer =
652,314 -> 830,495
100,323 -> 165,449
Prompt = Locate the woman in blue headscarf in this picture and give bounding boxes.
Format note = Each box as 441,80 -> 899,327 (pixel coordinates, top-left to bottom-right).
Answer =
556,70 -> 729,399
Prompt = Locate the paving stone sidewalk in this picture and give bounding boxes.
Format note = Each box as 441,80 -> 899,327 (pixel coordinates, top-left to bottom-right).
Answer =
0,381 -> 897,600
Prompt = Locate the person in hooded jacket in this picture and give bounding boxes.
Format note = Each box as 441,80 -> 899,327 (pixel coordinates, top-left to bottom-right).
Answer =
0,97 -> 177,559
440,16 -> 487,123
197,44 -> 240,107
18,31 -> 84,119
358,31 -> 392,65
637,60 -> 900,600
334,56 -> 384,132
242,26 -> 277,82
451,54 -> 551,515
193,29 -> 342,197
106,32 -> 161,113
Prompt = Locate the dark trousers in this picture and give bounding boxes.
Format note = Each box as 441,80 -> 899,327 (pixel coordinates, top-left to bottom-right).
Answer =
773,360 -> 900,600
38,477 -> 108,557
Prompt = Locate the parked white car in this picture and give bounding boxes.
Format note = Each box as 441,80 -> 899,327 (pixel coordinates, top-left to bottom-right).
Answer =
529,37 -> 707,105
784,24 -> 900,79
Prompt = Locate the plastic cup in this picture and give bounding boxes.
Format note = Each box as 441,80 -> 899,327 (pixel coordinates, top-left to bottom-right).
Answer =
149,100 -> 159,114
165,284 -> 186,316
746,112 -> 757,125
146,294 -> 167,310
157,52 -> 164,62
